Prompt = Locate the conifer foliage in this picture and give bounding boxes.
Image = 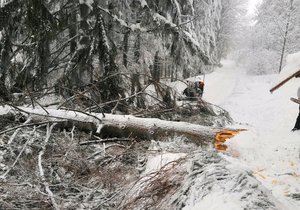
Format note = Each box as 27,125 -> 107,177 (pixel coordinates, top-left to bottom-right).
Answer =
0,0 -> 231,110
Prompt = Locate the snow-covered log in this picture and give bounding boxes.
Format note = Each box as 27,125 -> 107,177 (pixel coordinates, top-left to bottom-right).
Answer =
1,106 -> 240,145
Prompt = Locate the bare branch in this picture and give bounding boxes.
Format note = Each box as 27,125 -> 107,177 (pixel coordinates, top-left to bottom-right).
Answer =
38,123 -> 60,210
0,133 -> 31,180
80,137 -> 132,146
0,120 -> 65,135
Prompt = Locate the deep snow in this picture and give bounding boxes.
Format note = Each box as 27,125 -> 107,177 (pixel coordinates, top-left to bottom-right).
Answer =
202,55 -> 300,209
142,54 -> 300,209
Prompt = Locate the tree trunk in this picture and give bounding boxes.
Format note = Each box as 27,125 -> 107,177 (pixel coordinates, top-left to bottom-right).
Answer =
123,30 -> 130,68
1,107 -> 242,146
28,0 -> 52,90
97,11 -> 124,105
68,10 -> 80,88
152,51 -> 161,82
130,73 -> 145,108
36,35 -> 50,90
77,0 -> 92,85
0,30 -> 11,101
134,32 -> 141,63
69,12 -> 77,54
278,0 -> 294,73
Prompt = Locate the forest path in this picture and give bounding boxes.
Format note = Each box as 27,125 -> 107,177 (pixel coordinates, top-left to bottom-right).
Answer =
203,60 -> 300,210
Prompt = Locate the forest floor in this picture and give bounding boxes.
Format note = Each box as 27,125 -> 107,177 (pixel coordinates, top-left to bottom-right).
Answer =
1,56 -> 300,209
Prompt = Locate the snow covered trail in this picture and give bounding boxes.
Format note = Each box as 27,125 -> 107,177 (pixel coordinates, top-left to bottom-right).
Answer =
203,57 -> 300,209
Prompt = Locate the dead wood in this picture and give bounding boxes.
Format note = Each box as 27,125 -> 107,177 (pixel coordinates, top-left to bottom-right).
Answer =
80,137 -> 132,146
0,106 -> 241,146
37,123 -> 60,210
0,120 -> 66,135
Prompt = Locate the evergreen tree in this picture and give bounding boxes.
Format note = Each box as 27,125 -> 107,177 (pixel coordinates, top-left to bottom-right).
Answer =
0,0 -> 238,109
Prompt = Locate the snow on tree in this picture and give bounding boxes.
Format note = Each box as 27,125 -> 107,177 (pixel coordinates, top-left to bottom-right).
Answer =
0,0 -> 240,107
242,0 -> 300,74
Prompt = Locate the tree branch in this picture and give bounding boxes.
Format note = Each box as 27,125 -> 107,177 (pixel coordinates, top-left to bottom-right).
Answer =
38,123 -> 60,210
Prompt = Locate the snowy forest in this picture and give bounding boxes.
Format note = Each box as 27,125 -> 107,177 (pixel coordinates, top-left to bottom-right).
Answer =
0,0 -> 300,209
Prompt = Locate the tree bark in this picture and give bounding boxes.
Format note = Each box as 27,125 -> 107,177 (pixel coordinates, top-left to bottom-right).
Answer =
278,0 -> 294,73
123,30 -> 130,68
97,11 -> 125,104
152,51 -> 161,82
1,106 -> 241,146
69,12 -> 77,54
27,0 -> 53,90
0,30 -> 11,101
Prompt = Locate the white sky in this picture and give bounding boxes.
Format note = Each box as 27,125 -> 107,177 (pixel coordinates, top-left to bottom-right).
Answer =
247,0 -> 262,16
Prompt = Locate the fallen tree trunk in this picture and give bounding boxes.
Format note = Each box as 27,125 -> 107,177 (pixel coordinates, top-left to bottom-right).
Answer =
1,106 -> 243,147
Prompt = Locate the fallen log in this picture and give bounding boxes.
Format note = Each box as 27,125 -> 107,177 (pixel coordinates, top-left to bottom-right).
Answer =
1,106 -> 244,147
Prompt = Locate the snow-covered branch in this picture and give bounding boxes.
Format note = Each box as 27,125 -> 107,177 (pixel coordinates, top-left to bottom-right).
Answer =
38,123 -> 60,210
1,106 -> 240,145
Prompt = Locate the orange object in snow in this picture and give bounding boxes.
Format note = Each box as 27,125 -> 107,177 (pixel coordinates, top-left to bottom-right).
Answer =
214,129 -> 246,151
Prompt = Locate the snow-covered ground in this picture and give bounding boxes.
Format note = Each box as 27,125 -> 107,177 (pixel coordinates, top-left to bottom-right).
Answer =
202,54 -> 300,209
139,54 -> 300,209
7,52 -> 297,209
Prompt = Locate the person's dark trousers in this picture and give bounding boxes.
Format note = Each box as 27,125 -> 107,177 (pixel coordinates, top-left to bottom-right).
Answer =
293,106 -> 300,130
